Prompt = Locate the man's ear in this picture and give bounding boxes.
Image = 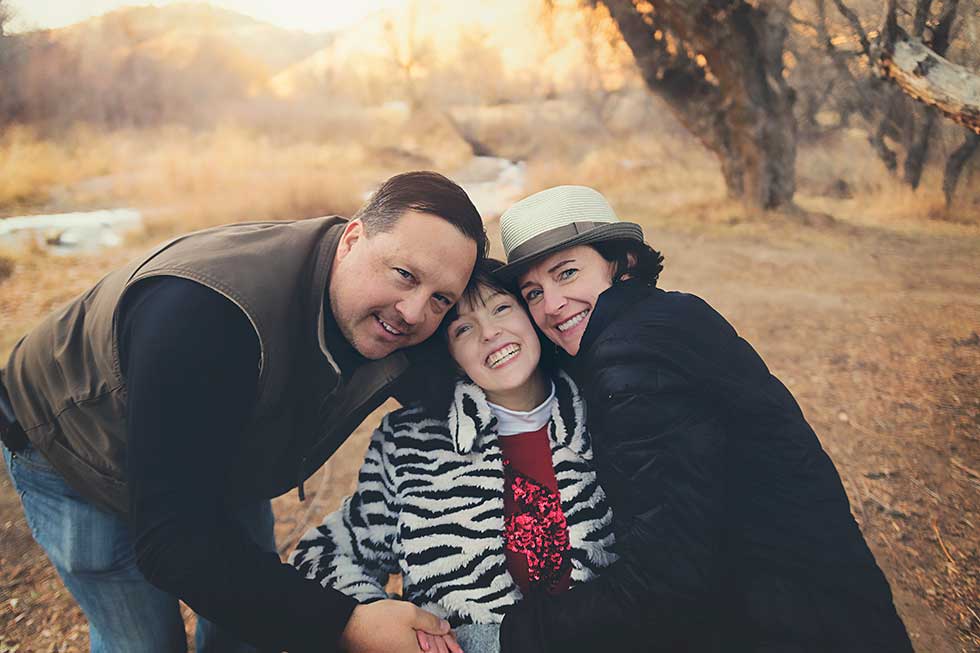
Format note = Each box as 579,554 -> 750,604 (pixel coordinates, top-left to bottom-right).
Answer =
336,219 -> 365,262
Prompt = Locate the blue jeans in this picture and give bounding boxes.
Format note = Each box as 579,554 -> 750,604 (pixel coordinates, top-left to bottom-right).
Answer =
3,443 -> 276,653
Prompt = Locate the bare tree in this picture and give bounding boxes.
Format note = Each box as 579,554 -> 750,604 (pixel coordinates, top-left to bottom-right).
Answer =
594,0 -> 798,210
874,0 -> 979,135
569,4 -> 636,134
0,0 -> 19,125
382,0 -> 433,113
596,0 -> 978,207
818,0 -> 980,204
0,0 -> 11,37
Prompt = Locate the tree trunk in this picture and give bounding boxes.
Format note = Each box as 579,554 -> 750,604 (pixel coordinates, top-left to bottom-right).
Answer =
870,116 -> 898,172
893,0 -> 957,188
943,132 -> 979,206
903,107 -> 936,188
600,0 -> 797,209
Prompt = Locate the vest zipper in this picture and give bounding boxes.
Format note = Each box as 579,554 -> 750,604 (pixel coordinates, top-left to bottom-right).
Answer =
295,375 -> 342,502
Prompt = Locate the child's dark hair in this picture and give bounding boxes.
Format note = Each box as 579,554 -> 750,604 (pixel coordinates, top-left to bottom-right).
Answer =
591,239 -> 665,286
437,259 -> 508,339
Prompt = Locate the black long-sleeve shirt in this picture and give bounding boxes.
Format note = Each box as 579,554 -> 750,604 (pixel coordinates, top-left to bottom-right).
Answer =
118,277 -> 358,652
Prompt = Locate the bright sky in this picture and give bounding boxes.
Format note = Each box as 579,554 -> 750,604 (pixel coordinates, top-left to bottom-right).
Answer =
7,0 -> 406,33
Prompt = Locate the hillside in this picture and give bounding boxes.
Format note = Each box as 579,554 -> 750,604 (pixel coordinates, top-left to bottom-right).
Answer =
51,4 -> 334,76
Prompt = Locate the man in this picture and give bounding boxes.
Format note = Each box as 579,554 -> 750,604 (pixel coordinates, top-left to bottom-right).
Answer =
0,171 -> 486,652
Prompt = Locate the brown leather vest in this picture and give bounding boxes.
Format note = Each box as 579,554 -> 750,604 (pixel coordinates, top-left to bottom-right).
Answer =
2,217 -> 410,515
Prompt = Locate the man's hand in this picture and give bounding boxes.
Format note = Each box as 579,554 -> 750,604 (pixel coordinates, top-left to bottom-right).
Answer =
416,630 -> 463,653
340,600 -> 451,653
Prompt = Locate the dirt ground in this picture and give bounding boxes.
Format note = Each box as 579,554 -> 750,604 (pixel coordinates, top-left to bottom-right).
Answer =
1,206 -> 978,652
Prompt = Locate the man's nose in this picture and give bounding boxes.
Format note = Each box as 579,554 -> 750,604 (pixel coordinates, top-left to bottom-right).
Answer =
395,293 -> 427,326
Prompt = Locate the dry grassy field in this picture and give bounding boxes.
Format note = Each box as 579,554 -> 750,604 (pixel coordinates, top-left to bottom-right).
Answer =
1,120 -> 979,651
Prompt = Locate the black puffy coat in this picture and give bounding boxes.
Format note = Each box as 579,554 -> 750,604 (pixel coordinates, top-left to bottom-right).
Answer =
500,280 -> 912,653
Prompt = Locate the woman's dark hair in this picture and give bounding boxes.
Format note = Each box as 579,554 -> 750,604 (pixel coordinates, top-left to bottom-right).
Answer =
418,258 -> 556,416
591,239 -> 665,286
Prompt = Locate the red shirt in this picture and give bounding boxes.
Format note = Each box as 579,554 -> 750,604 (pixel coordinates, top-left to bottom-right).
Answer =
498,424 -> 571,595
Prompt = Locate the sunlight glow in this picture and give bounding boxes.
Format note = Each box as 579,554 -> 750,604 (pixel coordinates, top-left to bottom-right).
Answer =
9,0 -> 407,33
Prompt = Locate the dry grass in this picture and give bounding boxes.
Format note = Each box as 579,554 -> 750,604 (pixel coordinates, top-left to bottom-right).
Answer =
0,247 -> 15,283
54,126 -> 375,228
0,125 -> 116,210
519,125 -> 980,237
523,131 -> 724,216
0,109 -> 475,220
796,128 -> 980,227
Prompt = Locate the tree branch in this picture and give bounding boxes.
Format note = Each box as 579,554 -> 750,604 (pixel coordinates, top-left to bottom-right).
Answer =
829,0 -> 872,55
931,0 -> 959,54
875,33 -> 980,134
911,0 -> 932,38
789,12 -> 819,32
0,0 -> 11,38
815,0 -> 878,123
600,0 -> 722,118
882,0 -> 899,54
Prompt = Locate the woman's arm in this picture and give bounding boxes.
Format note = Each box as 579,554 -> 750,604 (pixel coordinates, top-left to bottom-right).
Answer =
500,336 -> 729,653
291,418 -> 402,603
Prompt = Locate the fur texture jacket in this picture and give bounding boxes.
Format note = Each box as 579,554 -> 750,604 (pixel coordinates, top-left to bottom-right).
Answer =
290,371 -> 618,625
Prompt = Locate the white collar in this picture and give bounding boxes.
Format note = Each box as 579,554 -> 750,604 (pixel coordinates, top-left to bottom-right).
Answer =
487,382 -> 556,437
447,371 -> 589,459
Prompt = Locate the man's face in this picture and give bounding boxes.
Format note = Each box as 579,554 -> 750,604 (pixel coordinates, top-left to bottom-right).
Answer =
330,210 -> 478,360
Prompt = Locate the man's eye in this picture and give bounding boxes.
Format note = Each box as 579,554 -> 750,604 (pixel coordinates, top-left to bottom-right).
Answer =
395,268 -> 414,281
434,294 -> 452,307
558,268 -> 578,280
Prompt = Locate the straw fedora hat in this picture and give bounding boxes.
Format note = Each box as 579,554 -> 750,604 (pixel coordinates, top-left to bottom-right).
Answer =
496,185 -> 643,280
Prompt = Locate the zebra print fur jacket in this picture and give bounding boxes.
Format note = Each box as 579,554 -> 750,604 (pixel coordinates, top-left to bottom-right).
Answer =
290,370 -> 618,625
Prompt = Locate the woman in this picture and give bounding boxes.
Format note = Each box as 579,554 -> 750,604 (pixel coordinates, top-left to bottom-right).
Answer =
290,259 -> 617,652
492,185 -> 914,652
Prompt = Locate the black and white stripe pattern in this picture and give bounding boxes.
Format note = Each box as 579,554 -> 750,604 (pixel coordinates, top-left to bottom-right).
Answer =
290,371 -> 618,625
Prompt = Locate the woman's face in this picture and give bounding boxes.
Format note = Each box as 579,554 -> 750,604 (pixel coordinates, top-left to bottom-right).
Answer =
517,245 -> 616,356
446,284 -> 543,407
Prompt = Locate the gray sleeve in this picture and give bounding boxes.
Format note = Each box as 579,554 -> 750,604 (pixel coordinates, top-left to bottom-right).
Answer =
454,624 -> 501,653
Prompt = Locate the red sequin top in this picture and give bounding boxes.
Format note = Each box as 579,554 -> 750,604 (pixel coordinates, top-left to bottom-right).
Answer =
499,424 -> 571,595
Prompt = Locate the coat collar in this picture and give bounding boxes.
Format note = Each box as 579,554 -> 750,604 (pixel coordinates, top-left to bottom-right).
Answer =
447,370 -> 590,459
578,279 -> 657,355
561,280 -> 662,384
314,218 -> 370,377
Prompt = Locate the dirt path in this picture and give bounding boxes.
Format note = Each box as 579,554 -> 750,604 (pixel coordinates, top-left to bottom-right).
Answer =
2,212 -> 978,651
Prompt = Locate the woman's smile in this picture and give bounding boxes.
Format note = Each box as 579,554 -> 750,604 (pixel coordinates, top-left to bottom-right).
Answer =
519,246 -> 616,356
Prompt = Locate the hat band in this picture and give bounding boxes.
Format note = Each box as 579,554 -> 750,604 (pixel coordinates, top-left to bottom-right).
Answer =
507,221 -> 604,263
